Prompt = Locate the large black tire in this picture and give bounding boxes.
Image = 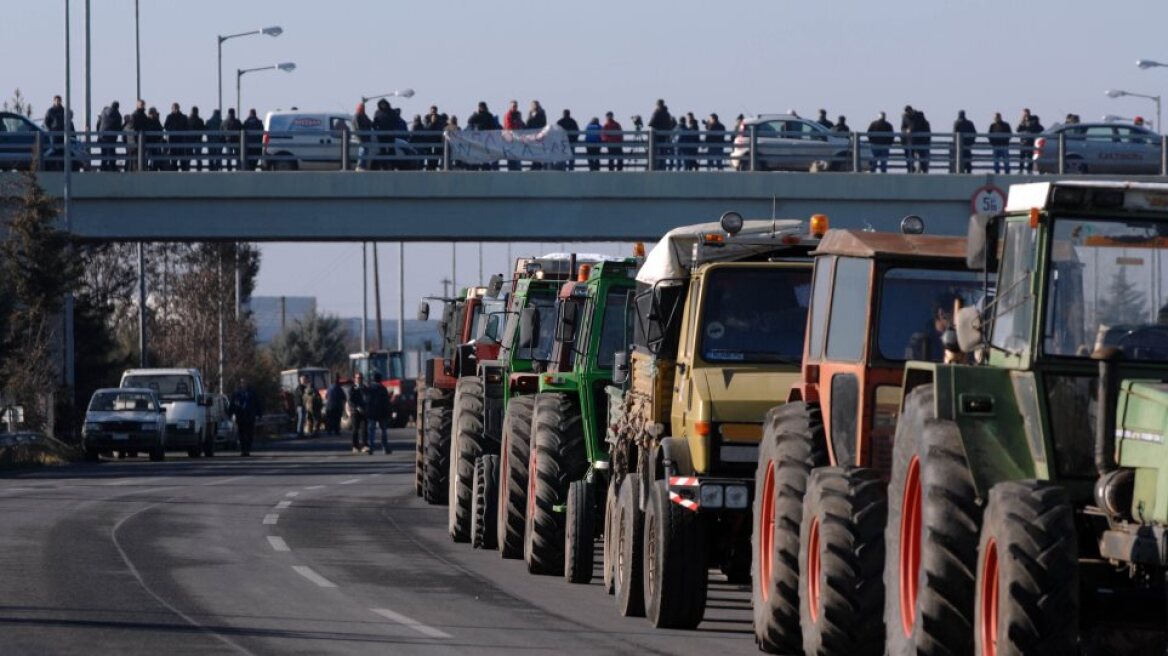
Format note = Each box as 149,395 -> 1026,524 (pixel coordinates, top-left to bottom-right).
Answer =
752,402 -> 828,654
497,395 -> 535,559
615,475 -> 645,617
884,384 -> 982,656
203,429 -> 215,457
83,445 -> 100,462
799,467 -> 887,656
523,393 -> 586,575
644,479 -> 708,629
565,479 -> 596,584
415,387 -> 446,497
149,439 -> 165,462
472,454 -> 500,550
448,377 -> 485,543
603,475 -> 619,594
974,481 -> 1078,656
423,391 -> 454,505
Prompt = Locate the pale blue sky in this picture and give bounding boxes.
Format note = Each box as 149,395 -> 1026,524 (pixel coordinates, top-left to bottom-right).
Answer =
7,0 -> 1168,317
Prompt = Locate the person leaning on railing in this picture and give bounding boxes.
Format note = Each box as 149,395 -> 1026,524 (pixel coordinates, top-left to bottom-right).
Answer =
601,111 -> 624,171
584,117 -> 602,172
867,111 -> 894,173
221,108 -> 242,171
354,102 -> 373,171
988,112 -> 1012,174
97,101 -> 121,171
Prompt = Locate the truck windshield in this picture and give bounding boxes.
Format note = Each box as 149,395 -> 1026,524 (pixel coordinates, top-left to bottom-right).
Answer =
89,391 -> 156,412
699,267 -> 811,364
511,292 -> 557,361
1045,216 -> 1168,361
877,268 -> 984,362
356,353 -> 405,381
122,375 -> 196,401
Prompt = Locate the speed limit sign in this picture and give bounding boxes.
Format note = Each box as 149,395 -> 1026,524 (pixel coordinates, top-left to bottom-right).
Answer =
970,185 -> 1006,215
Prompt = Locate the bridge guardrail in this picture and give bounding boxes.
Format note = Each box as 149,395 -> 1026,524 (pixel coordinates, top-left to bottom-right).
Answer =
6,129 -> 1168,176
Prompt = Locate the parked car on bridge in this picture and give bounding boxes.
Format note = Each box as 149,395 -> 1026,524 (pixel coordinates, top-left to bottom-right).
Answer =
0,111 -> 86,171
261,110 -> 419,171
729,114 -> 868,172
1033,121 -> 1162,174
82,388 -> 167,461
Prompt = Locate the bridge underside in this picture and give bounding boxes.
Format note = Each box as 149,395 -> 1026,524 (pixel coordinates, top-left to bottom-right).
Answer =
5,171 -> 1064,241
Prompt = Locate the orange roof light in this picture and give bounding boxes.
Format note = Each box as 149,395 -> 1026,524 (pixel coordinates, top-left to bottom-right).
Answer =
1029,207 -> 1041,229
633,241 -> 646,257
810,214 -> 829,238
578,264 -> 592,281
703,233 -> 725,244
693,421 -> 711,437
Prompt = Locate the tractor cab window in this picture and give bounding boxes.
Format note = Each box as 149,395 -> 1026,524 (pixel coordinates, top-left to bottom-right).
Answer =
699,266 -> 811,364
877,267 -> 984,362
990,220 -> 1038,356
509,292 -> 557,362
594,290 -> 634,368
1045,216 -> 1168,361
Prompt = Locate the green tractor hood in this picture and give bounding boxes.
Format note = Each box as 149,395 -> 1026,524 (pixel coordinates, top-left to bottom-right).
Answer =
1117,380 -> 1168,524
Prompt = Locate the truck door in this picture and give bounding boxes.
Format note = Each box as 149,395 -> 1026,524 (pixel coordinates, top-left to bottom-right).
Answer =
671,276 -> 701,436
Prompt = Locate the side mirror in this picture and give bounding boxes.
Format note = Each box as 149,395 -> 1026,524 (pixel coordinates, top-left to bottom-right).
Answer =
966,213 -> 1000,272
486,274 -> 504,298
613,351 -> 629,385
955,306 -> 984,353
519,307 -> 538,347
417,301 -> 430,321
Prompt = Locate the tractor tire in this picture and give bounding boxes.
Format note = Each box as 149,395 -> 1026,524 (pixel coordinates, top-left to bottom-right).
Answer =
603,476 -> 619,594
423,391 -> 454,505
497,395 -> 535,559
523,393 -> 586,575
799,467 -> 887,656
149,440 -> 165,462
472,454 -> 500,550
614,475 -> 645,617
203,429 -> 215,458
415,387 -> 445,498
448,377 -> 485,543
565,479 -> 596,584
752,402 -> 828,654
644,479 -> 708,629
975,481 -> 1078,656
884,384 -> 982,656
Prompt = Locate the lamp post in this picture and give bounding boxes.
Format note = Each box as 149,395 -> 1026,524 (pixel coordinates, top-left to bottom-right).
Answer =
236,62 -> 295,117
1106,88 -> 1162,132
360,88 -> 415,104
217,26 -> 282,114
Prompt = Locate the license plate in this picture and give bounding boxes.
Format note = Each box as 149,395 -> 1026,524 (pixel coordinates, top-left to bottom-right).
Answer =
112,433 -> 129,441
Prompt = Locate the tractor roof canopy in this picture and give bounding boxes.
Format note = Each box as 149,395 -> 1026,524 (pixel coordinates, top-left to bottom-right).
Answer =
814,229 -> 967,261
636,218 -> 810,285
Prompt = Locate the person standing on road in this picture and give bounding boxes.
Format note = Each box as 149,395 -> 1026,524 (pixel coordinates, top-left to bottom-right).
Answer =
325,374 -> 346,436
900,105 -> 917,173
867,111 -> 894,173
648,99 -> 673,171
230,378 -> 260,456
294,375 -> 309,436
188,106 -> 205,171
145,107 -> 164,171
44,95 -> 67,171
373,100 -> 397,171
1016,108 -> 1036,174
601,111 -> 624,171
527,100 -> 547,171
584,117 -> 602,172
205,109 -> 222,171
353,102 -> 374,171
303,381 -> 323,437
163,103 -> 190,172
556,109 -> 580,171
952,110 -> 976,174
97,101 -> 121,171
221,108 -> 242,171
988,112 -> 1012,174
367,373 -> 392,454
502,100 -> 525,171
704,113 -> 726,170
243,109 -> 263,170
347,373 -> 370,453
816,108 -> 834,131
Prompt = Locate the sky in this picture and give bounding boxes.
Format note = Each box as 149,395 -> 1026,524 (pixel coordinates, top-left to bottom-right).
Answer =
7,0 -> 1168,318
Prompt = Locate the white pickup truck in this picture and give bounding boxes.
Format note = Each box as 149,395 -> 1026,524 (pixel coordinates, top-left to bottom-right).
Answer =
119,368 -> 215,458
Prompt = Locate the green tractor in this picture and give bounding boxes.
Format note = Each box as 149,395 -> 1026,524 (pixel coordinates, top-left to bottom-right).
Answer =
518,259 -> 638,579
887,181 -> 1167,654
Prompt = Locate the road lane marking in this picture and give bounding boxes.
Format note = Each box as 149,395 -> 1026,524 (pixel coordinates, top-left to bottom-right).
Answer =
304,485 -> 326,490
293,565 -> 337,588
370,608 -> 452,639
339,478 -> 362,485
263,514 -> 279,525
275,500 -> 292,509
104,479 -> 136,486
284,491 -> 300,498
266,536 -> 290,552
203,476 -> 251,486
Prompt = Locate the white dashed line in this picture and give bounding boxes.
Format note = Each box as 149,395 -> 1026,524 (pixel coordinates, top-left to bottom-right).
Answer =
304,485 -> 326,490
266,536 -> 290,552
284,491 -> 300,498
275,500 -> 292,509
339,478 -> 362,485
104,479 -> 136,486
370,608 -> 452,639
293,565 -> 337,588
263,514 -> 279,525
203,475 -> 250,486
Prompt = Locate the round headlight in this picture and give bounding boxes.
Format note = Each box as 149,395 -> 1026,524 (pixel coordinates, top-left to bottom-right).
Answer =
901,214 -> 925,235
719,211 -> 744,236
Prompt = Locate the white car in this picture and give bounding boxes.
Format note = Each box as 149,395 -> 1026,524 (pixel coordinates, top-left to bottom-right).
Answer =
120,368 -> 215,458
262,110 -> 421,171
82,388 -> 167,461
729,114 -> 869,172
1033,122 -> 1163,174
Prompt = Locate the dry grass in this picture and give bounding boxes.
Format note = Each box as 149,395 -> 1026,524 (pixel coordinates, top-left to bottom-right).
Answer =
0,433 -> 79,468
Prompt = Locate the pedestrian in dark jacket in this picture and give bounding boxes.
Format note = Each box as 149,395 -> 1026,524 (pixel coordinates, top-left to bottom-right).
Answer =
367,373 -> 392,454
145,107 -> 164,171
163,103 -> 190,171
525,101 -> 548,170
988,112 -> 1012,174
221,108 -> 242,170
325,375 -> 346,435
556,109 -> 580,171
679,113 -> 701,171
97,101 -> 121,171
230,378 -> 261,456
584,117 -> 602,172
347,373 -> 370,453
422,106 -> 447,171
703,113 -> 726,170
816,109 -> 834,130
1016,108 -> 1036,173
205,109 -> 222,171
900,105 -> 917,172
43,95 -> 72,171
648,99 -> 673,170
294,375 -> 309,436
354,102 -> 373,171
243,109 -> 263,170
372,99 -> 397,171
952,110 -> 976,173
188,106 -> 205,171
867,111 -> 894,173
832,116 -> 850,133
914,111 -> 932,173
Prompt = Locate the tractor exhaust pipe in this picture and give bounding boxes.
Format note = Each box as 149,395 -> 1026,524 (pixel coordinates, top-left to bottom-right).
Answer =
1094,348 -> 1119,476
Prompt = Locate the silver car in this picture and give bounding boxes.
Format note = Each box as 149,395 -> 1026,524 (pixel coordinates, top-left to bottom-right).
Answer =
730,114 -> 868,172
82,388 -> 168,461
1034,122 -> 1162,174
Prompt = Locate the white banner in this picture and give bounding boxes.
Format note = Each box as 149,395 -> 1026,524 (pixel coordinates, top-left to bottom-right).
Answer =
445,126 -> 571,164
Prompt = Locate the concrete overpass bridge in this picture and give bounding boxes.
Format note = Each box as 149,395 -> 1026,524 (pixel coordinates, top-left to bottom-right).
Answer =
2,170 -> 1083,242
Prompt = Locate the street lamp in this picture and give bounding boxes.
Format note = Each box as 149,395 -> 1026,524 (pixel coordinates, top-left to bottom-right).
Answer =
1138,59 -> 1167,70
1105,89 -> 1161,132
218,26 -> 282,114
361,88 -> 415,103
237,62 -> 295,116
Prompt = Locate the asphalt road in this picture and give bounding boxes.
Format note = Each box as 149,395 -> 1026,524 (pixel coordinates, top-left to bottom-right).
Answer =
0,429 -> 758,655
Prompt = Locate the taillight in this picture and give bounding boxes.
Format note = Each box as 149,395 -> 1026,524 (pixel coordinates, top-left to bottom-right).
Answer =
1034,137 -> 1046,155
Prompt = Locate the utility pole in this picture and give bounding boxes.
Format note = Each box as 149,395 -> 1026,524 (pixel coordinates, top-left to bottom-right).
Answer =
361,243 -> 368,352
397,242 -> 405,353
451,243 -> 457,297
478,242 -> 483,284
134,0 -> 140,100
373,242 -> 384,350
83,0 -> 91,135
140,244 -> 148,367
440,277 -> 451,298
217,247 -> 224,393
63,0 -> 76,401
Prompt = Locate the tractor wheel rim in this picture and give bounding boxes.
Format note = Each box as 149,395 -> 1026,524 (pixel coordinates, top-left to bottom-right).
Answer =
759,461 -> 776,603
899,455 -> 922,637
617,506 -> 626,584
980,539 -> 1000,656
527,442 -> 538,520
807,515 -> 822,624
647,513 -> 658,599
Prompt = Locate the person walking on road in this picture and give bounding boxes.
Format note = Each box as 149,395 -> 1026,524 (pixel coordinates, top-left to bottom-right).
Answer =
952,110 -> 976,174
988,112 -> 1013,174
867,111 -> 894,173
915,110 -> 932,173
601,111 -> 624,171
325,374 -> 346,436
367,373 -> 393,454
303,381 -> 323,437
347,373 -> 370,453
584,117 -> 602,172
230,378 -> 261,456
294,375 -> 309,436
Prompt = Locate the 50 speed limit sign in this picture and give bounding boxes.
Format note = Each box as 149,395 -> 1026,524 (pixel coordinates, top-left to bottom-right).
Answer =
970,185 -> 1006,215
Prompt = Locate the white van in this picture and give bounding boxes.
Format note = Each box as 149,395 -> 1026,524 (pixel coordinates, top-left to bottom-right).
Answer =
262,110 -> 354,171
120,368 -> 215,458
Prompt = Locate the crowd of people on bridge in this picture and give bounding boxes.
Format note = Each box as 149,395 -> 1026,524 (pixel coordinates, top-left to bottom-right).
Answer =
34,92 -> 1101,174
